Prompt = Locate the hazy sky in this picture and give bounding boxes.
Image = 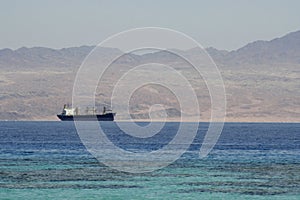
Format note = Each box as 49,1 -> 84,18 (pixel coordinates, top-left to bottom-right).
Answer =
1,0 -> 300,50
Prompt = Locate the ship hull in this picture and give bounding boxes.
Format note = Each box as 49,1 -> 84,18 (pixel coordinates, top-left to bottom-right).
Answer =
57,113 -> 115,121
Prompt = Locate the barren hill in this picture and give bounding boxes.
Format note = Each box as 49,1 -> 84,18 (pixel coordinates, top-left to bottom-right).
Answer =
0,31 -> 299,122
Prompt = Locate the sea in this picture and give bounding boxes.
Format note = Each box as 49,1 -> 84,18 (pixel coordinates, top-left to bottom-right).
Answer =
0,122 -> 299,199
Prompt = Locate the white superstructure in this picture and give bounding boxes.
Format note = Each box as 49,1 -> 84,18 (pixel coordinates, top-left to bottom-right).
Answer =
61,108 -> 76,116
61,104 -> 78,116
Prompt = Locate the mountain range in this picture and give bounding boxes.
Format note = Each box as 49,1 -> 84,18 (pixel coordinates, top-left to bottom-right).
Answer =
0,30 -> 299,121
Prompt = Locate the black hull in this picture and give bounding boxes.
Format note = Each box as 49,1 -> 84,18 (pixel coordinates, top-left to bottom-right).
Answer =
57,113 -> 115,121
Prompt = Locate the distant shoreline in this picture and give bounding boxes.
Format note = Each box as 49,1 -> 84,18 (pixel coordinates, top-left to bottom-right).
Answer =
1,119 -> 299,123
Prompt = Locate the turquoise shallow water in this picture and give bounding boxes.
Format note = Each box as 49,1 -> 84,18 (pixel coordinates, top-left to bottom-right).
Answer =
0,122 -> 299,199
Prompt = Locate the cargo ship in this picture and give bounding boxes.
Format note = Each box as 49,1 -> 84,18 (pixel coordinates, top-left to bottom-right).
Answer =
57,104 -> 115,121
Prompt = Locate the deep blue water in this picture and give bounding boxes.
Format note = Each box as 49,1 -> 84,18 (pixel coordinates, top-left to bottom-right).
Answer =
0,122 -> 299,199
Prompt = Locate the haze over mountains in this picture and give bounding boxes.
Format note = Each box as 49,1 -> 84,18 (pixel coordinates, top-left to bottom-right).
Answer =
0,30 -> 299,121
208,30 -> 300,65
